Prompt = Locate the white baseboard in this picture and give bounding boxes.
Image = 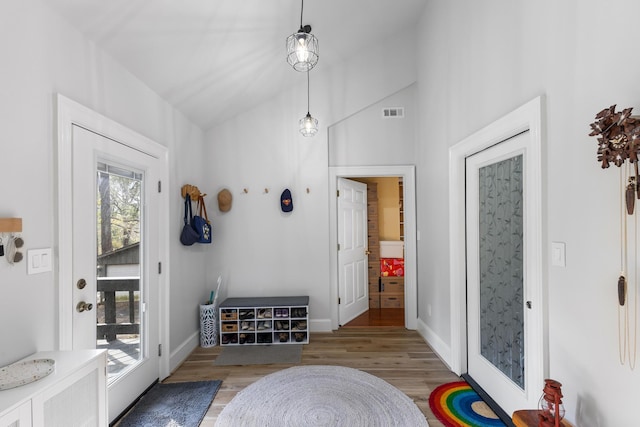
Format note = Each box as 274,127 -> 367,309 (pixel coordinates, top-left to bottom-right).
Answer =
416,317 -> 453,371
169,331 -> 199,373
310,318 -> 332,332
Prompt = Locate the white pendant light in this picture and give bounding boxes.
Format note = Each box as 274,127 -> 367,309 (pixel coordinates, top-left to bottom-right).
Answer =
286,0 -> 319,72
299,71 -> 318,137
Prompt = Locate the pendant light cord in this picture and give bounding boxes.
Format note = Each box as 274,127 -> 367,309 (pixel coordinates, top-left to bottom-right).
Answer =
307,70 -> 310,114
300,0 -> 304,29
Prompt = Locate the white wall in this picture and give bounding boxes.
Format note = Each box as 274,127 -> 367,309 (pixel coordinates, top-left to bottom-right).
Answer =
417,0 -> 640,424
329,85 -> 417,167
204,28 -> 419,329
0,0 -> 207,371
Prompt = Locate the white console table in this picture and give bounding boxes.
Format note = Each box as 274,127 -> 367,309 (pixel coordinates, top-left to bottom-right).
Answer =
0,350 -> 107,427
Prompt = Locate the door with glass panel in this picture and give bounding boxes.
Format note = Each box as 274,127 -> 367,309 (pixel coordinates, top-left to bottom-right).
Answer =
71,125 -> 160,421
465,131 -> 538,414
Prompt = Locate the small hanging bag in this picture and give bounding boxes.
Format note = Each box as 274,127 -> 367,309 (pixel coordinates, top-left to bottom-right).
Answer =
180,194 -> 200,246
192,195 -> 212,244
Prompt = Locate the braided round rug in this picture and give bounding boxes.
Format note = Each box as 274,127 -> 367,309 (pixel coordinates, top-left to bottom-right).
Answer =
215,365 -> 428,427
429,381 -> 505,426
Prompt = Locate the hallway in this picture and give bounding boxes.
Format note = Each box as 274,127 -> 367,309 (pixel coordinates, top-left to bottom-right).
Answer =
343,308 -> 405,327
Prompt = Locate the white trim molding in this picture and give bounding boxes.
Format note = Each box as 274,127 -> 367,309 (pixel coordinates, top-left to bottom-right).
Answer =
448,96 -> 546,390
55,94 -> 171,380
329,165 -> 417,330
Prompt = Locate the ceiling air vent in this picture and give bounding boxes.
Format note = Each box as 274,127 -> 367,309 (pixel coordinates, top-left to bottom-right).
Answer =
382,107 -> 404,118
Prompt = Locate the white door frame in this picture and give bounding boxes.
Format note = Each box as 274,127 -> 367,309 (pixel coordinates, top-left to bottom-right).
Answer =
55,94 -> 170,380
329,165 -> 417,330
448,97 -> 546,385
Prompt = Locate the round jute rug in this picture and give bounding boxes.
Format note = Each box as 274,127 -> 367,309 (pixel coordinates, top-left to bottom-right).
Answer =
215,365 -> 428,427
429,381 -> 505,427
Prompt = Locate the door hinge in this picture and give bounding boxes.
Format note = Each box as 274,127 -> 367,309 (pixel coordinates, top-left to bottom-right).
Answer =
336,190 -> 340,197
158,262 -> 162,274
338,297 -> 341,305
158,344 -> 162,357
337,243 -> 340,251
158,181 -> 162,193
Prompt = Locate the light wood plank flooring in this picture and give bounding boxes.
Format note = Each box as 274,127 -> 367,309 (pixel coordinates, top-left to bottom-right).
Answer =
343,307 -> 405,327
165,327 -> 460,426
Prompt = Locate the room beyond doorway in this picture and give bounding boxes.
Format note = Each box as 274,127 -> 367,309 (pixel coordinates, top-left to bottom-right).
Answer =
329,165 -> 417,331
343,308 -> 405,327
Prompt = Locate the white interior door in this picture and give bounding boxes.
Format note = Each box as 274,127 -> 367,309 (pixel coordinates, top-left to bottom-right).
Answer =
465,131 -> 540,414
72,125 -> 160,422
337,178 -> 369,324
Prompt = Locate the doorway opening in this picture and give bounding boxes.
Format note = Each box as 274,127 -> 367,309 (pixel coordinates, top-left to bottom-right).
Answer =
328,165 -> 417,331
343,176 -> 405,328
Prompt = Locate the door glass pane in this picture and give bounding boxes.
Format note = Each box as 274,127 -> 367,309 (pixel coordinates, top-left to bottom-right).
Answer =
96,162 -> 143,381
478,154 -> 524,389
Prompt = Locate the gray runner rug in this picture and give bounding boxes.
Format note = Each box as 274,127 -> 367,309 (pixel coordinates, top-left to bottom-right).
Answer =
117,380 -> 221,427
214,344 -> 302,366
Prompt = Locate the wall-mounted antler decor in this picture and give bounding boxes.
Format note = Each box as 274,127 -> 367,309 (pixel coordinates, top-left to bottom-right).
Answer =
589,104 -> 639,370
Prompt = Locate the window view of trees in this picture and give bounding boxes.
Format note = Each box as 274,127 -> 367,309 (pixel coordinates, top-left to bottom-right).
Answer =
97,164 -> 142,256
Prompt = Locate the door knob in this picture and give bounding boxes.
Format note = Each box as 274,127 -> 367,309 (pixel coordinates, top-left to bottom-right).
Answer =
76,301 -> 93,313
76,278 -> 87,289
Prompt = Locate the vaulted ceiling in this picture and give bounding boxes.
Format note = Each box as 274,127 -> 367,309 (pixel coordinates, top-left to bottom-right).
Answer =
45,0 -> 426,130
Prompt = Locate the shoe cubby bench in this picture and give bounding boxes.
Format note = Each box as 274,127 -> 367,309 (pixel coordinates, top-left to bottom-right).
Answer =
219,296 -> 309,346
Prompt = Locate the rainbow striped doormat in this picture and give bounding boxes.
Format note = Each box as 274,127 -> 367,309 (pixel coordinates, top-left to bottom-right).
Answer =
428,381 -> 506,426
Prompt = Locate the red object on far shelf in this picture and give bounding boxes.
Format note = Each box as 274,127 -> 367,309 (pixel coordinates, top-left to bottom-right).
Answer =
380,258 -> 404,277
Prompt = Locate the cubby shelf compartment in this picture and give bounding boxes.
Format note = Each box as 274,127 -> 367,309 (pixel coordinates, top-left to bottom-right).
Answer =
219,296 -> 309,346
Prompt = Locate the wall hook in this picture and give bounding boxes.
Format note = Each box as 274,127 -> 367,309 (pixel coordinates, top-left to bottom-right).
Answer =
181,184 -> 202,200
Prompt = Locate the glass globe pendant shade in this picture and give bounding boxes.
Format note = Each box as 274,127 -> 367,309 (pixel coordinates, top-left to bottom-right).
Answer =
286,27 -> 319,72
300,112 -> 318,137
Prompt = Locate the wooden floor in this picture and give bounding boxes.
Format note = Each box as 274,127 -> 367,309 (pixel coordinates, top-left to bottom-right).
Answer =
165,327 -> 460,426
343,307 -> 405,327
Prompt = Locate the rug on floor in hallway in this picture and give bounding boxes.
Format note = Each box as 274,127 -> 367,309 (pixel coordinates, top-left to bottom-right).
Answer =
117,380 -> 221,427
429,381 -> 506,427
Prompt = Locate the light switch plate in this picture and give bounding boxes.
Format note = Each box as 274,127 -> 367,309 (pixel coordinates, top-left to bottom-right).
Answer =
551,242 -> 566,267
28,248 -> 52,274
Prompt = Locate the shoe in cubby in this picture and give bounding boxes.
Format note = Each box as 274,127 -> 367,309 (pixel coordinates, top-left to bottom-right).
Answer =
257,321 -> 272,331
291,320 -> 307,331
275,320 -> 290,331
291,308 -> 307,318
277,332 -> 290,343
274,308 -> 289,318
239,309 -> 255,320
257,308 -> 272,319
